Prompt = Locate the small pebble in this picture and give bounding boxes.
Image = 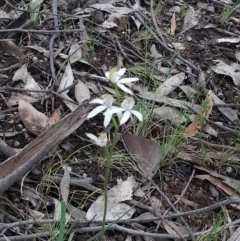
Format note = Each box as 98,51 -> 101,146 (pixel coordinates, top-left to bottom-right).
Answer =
14,140 -> 20,147
15,124 -> 23,131
226,167 -> 233,174
32,56 -> 38,62
92,10 -> 104,24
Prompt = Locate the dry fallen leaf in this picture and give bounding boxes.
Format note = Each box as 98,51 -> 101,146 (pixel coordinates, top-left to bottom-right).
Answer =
12,64 -> 44,98
122,133 -> 161,178
162,220 -> 189,237
156,72 -> 185,96
46,107 -> 61,129
58,61 -> 74,94
182,5 -> 199,31
184,90 -> 213,137
86,176 -> 138,221
170,12 -> 176,36
212,59 -> 240,87
195,165 -> 240,193
201,90 -> 213,119
60,166 -> 71,203
195,174 -> 240,199
184,121 -> 200,137
18,100 -> 48,135
75,80 -> 90,104
212,91 -> 238,122
69,42 -> 82,64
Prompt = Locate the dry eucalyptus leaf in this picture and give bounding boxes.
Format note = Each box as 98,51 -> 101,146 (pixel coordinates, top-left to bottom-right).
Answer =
28,209 -> 44,221
78,18 -> 89,43
60,166 -> 71,203
179,85 -> 197,99
90,3 -> 134,15
153,106 -> 187,125
170,12 -> 176,36
0,40 -> 25,60
69,42 -> 82,63
162,220 -> 189,236
212,59 -> 240,87
86,176 -> 138,221
53,198 -> 71,222
138,91 -> 201,114
182,5 -> 199,31
195,165 -> 240,193
67,203 -> 86,221
12,64 -> 28,82
174,195 -> 198,208
60,92 -> 78,112
150,44 -> 163,60
156,72 -> 185,96
212,92 -> 238,122
195,175 -> 240,199
12,64 -> 43,98
236,50 -> 240,62
46,107 -> 61,129
75,80 -> 90,104
184,121 -> 200,137
201,90 -> 213,119
58,61 -> 74,94
7,93 -> 37,106
122,133 -> 161,178
18,100 -> 48,135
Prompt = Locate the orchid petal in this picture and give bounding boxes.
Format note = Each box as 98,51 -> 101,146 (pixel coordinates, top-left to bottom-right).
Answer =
119,78 -> 139,83
87,105 -> 107,118
120,111 -> 131,125
104,112 -> 113,127
86,133 -> 99,144
98,133 -> 108,147
105,71 -> 110,79
117,112 -> 123,122
131,110 -> 143,121
104,106 -> 124,116
112,68 -> 126,82
90,98 -> 104,104
117,83 -> 133,95
117,68 -> 126,76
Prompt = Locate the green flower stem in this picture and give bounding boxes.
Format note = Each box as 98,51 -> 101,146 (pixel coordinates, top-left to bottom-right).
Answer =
100,116 -> 119,241
100,146 -> 111,241
110,116 -> 119,156
114,84 -> 120,103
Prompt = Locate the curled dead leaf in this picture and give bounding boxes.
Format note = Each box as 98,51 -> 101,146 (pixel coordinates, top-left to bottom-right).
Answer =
201,90 -> 213,119
18,100 -> 48,135
46,107 -> 61,129
170,12 -> 176,36
184,121 -> 200,137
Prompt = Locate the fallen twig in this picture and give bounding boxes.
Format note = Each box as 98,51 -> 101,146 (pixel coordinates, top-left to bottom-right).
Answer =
0,103 -> 90,194
49,0 -> 60,84
0,139 -> 16,158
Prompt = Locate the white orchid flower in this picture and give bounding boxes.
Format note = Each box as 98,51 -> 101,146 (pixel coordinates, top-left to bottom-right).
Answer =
87,94 -> 121,127
105,67 -> 139,95
119,96 -> 143,125
104,96 -> 143,125
86,132 -> 108,147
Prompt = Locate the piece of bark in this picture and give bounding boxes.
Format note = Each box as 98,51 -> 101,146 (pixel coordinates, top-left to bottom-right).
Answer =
228,226 -> 240,241
0,104 -> 90,194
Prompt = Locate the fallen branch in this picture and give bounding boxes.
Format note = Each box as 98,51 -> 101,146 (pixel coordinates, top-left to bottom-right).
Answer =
0,103 -> 90,194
